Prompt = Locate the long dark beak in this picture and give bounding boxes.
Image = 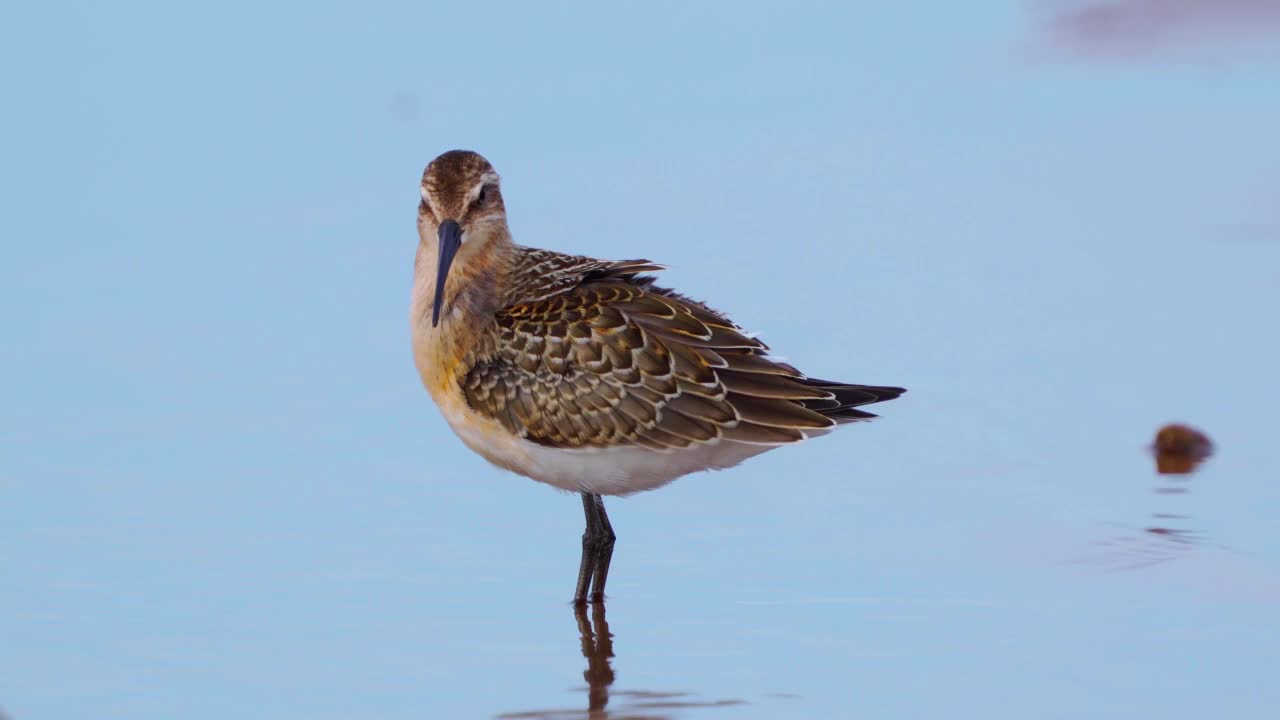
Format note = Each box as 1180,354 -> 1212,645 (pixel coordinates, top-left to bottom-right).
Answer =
432,219 -> 462,327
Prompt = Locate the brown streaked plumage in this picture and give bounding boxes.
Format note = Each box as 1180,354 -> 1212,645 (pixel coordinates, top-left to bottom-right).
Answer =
410,150 -> 905,605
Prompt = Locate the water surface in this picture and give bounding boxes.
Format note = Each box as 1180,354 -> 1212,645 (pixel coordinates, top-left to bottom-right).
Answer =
4,2 -> 1280,718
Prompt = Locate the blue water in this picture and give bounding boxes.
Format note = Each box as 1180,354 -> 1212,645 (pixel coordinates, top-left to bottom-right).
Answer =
5,414 -> 1278,719
4,2 -> 1280,718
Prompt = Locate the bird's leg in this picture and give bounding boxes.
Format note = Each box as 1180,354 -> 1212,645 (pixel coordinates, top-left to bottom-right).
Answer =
574,492 -> 602,605
588,494 -> 616,604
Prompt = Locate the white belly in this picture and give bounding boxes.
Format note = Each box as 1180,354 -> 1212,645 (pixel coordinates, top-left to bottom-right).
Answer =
437,396 -> 779,496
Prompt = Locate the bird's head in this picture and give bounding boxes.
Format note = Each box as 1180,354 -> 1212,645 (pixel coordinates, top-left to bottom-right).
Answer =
418,150 -> 510,326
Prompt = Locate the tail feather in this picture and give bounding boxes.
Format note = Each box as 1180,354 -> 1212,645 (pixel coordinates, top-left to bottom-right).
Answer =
797,380 -> 906,423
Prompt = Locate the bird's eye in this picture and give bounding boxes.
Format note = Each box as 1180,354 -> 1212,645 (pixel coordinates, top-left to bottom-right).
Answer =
477,186 -> 489,204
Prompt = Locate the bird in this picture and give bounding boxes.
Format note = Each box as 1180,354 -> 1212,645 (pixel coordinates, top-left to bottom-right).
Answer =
410,150 -> 905,605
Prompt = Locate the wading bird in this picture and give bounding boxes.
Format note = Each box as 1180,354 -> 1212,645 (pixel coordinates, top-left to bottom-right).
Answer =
411,150 -> 904,604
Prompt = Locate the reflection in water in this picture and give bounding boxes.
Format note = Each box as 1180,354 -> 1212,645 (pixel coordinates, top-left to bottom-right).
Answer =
577,603 -> 613,716
1089,424 -> 1215,570
496,604 -> 747,720
1092,482 -> 1201,570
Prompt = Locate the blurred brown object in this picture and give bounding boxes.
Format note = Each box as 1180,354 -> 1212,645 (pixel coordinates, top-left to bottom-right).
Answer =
1152,423 -> 1214,474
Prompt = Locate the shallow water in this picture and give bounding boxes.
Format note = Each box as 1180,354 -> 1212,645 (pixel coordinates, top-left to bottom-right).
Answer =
5,395 -> 1279,719
6,180 -> 1280,717
5,3 -> 1280,718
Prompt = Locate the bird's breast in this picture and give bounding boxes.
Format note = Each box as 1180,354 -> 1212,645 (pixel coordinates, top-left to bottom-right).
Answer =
410,306 -> 534,474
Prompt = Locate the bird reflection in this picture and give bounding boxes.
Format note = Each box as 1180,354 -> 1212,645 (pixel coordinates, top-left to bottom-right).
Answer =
496,604 -> 746,720
577,603 -> 615,717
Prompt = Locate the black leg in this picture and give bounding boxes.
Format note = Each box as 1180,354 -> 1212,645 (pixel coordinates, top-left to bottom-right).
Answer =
588,494 -> 616,603
574,492 -> 600,605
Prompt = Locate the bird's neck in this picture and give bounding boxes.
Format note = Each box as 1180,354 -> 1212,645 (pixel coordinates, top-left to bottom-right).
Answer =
411,232 -> 515,380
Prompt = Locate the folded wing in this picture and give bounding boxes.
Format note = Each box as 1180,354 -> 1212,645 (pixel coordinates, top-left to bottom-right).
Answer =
462,250 -> 903,451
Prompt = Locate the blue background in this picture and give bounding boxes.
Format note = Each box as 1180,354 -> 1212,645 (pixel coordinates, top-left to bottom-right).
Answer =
3,2 -> 1279,718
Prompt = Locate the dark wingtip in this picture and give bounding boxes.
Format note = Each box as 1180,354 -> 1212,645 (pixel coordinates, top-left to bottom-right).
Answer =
797,380 -> 906,421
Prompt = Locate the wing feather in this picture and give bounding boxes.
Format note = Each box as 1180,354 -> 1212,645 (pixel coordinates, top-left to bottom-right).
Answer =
460,247 -> 902,450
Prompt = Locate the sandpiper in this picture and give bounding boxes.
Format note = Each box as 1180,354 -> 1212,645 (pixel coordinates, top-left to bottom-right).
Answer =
411,150 -> 905,604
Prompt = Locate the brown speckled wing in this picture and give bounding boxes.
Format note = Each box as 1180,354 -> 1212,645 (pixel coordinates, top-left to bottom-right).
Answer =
500,248 -> 665,305
460,249 -> 902,450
